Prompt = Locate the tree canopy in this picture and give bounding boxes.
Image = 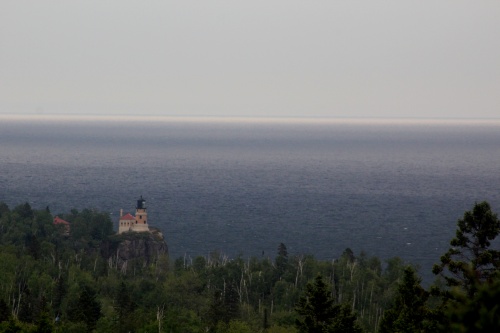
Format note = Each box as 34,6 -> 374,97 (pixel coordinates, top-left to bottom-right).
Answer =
295,275 -> 362,333
1,199 -> 499,332
433,201 -> 500,297
379,266 -> 434,333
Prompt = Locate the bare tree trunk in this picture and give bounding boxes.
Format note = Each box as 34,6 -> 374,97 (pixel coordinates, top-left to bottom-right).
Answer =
236,273 -> 244,303
349,261 -> 357,282
14,282 -> 23,318
295,255 -> 304,288
121,261 -> 127,274
330,259 -> 336,300
156,304 -> 164,333
369,283 -> 374,326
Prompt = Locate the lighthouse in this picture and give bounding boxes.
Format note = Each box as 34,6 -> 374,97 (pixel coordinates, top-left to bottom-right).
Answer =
118,196 -> 150,234
132,195 -> 149,232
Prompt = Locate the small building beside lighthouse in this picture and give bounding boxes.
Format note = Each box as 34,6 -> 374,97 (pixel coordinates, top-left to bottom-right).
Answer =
118,196 -> 150,234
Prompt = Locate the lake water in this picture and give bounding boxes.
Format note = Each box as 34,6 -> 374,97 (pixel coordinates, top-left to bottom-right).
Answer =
1,116 -> 499,282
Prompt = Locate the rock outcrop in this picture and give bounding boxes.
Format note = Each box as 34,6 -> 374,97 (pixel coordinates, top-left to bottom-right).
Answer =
101,227 -> 168,269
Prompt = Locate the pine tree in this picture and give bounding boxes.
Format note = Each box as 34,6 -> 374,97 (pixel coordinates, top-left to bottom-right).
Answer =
17,287 -> 34,324
442,272 -> 500,332
3,318 -> 22,333
25,233 -> 41,260
329,304 -> 363,333
13,202 -> 33,220
0,202 -> 9,218
433,201 -> 500,297
379,266 -> 433,333
114,281 -> 135,333
276,243 -> 289,280
53,275 -> 67,315
263,308 -> 270,331
34,310 -> 53,333
295,275 -> 362,333
70,285 -> 101,332
0,299 -> 9,323
209,282 -> 241,329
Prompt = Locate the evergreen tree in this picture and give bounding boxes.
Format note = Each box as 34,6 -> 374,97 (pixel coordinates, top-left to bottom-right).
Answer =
114,281 -> 135,333
263,308 -> 270,331
208,289 -> 227,330
296,275 -> 336,333
276,243 -> 289,280
224,320 -> 253,333
0,299 -> 9,323
342,248 -> 355,263
17,287 -> 34,323
208,283 -> 241,330
3,318 -> 22,333
13,202 -> 33,220
442,272 -> 500,332
329,304 -> 363,333
295,275 -> 362,333
25,233 -> 41,260
433,201 -> 500,297
224,282 -> 241,322
0,202 -> 9,218
53,275 -> 67,315
379,266 -> 433,333
34,309 -> 53,333
69,285 -> 101,332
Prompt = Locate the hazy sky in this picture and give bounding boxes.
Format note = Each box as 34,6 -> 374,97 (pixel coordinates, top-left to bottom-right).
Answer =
1,1 -> 499,119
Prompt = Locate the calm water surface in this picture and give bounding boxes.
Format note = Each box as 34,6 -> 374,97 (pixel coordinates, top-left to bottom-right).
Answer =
1,117 -> 499,282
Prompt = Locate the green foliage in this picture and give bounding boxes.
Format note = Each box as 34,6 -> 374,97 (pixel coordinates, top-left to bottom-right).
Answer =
295,275 -> 362,333
53,275 -> 67,315
1,201 -> 450,333
13,202 -> 34,220
296,275 -> 336,332
433,201 -> 500,297
66,209 -> 114,247
330,304 -> 363,333
0,300 -> 9,324
219,319 -> 253,333
443,273 -> 500,333
0,202 -> 10,218
67,285 -> 101,332
114,281 -> 137,333
33,309 -> 54,333
57,321 -> 88,333
379,266 -> 434,333
268,325 -> 298,333
208,283 -> 241,329
428,201 -> 500,332
276,243 -> 290,280
0,318 -> 23,333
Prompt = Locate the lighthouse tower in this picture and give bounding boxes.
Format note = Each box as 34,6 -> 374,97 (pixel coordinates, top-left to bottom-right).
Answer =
117,196 -> 150,234
133,195 -> 149,232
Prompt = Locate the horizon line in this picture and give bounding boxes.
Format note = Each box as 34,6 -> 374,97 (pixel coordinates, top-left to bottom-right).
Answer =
1,113 -> 500,126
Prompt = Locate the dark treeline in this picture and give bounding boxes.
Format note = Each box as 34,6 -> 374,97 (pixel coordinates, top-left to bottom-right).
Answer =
0,201 -> 499,332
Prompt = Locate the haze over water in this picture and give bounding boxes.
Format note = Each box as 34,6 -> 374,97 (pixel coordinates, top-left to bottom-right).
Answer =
1,116 -> 499,282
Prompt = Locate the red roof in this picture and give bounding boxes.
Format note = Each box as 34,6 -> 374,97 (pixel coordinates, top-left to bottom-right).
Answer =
120,213 -> 135,221
53,216 -> 70,225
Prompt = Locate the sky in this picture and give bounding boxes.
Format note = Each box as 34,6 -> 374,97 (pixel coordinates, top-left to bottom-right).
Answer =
1,1 -> 499,119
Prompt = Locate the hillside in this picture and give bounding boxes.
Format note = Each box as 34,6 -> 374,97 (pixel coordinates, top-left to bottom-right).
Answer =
0,201 -> 499,332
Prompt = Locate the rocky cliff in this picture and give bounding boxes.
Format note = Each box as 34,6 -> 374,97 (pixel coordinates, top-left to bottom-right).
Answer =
101,227 -> 168,269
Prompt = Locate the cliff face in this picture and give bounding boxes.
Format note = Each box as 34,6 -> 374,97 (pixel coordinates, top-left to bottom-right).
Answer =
102,227 -> 168,268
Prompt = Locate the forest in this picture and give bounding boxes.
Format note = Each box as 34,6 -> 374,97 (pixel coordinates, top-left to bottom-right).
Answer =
0,200 -> 499,332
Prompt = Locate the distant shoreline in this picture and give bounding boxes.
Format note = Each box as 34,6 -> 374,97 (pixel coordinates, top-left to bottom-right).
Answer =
1,113 -> 500,126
